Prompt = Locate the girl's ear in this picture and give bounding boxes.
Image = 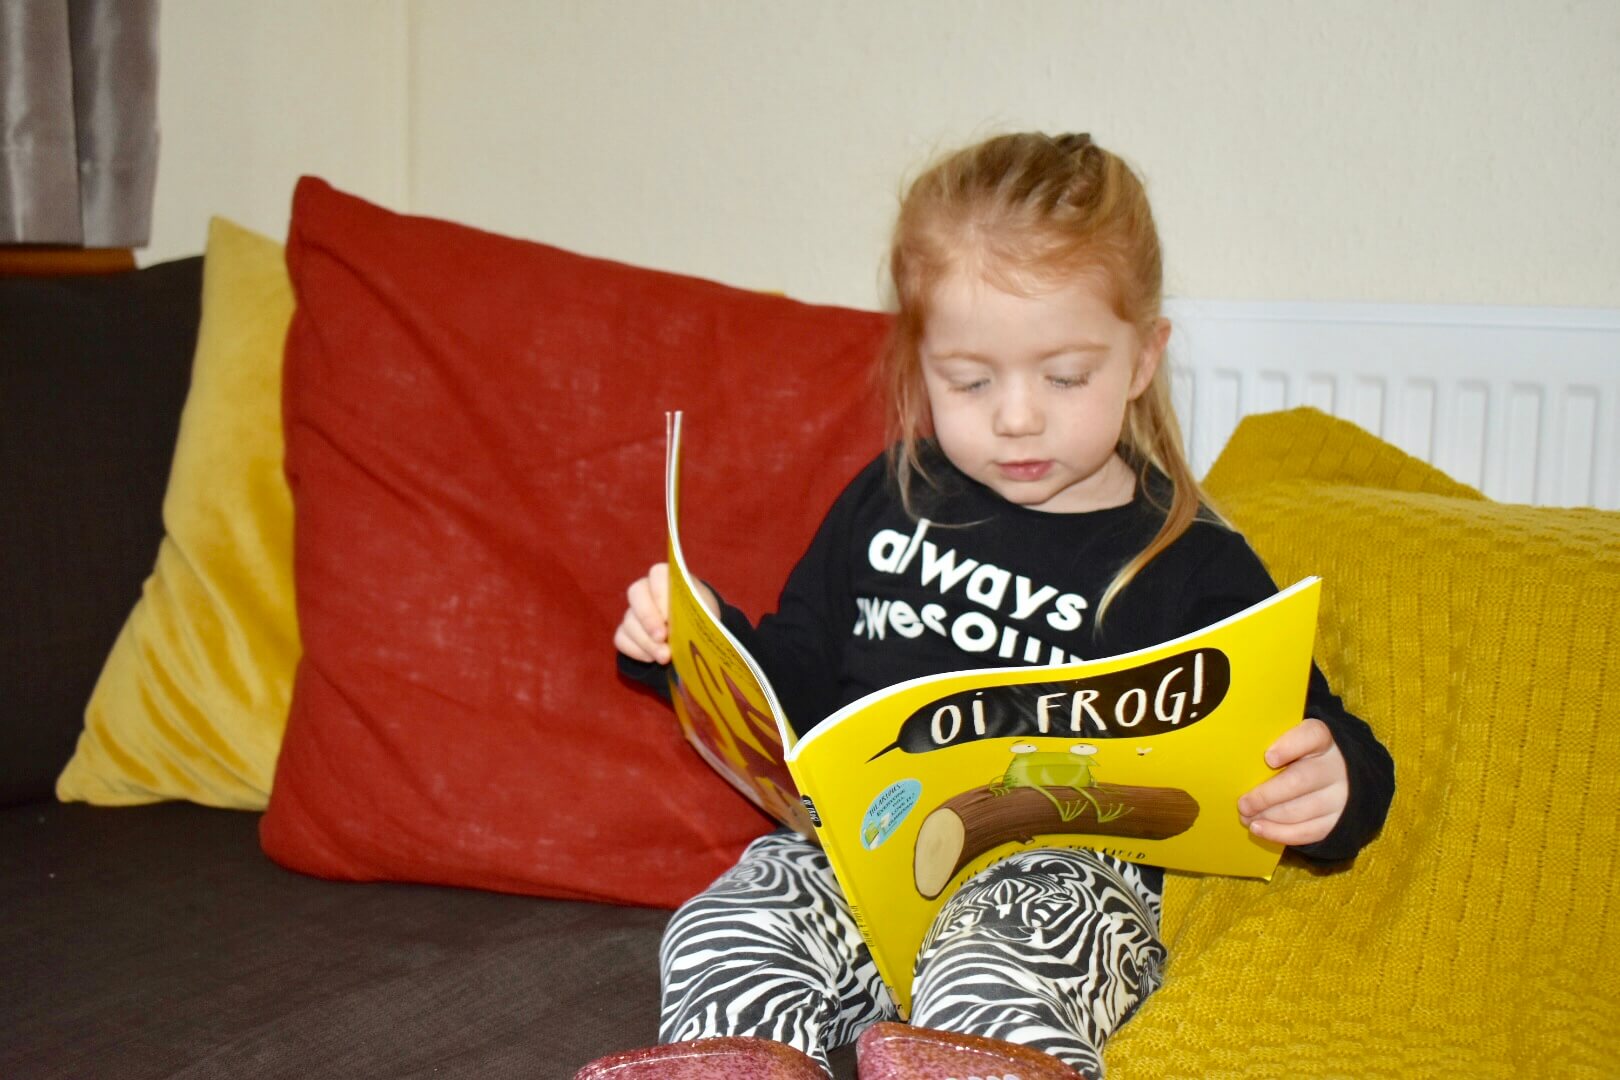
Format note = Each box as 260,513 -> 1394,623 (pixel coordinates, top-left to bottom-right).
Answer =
1129,318 -> 1171,400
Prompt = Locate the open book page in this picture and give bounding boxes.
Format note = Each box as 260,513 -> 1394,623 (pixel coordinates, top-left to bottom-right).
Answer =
783,576 -> 1322,1017
663,412 -> 814,835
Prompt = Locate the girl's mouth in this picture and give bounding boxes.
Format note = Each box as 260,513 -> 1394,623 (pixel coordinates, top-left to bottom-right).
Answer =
996,460 -> 1052,482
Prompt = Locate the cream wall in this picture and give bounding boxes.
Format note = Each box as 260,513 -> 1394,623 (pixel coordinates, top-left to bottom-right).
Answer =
149,0 -> 1620,310
148,1 -> 407,261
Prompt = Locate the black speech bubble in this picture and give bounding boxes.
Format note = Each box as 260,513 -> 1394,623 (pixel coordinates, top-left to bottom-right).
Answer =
869,648 -> 1230,759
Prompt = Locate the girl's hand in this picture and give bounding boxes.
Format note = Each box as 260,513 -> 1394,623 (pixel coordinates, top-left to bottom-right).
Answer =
1236,717 -> 1348,846
613,563 -> 718,665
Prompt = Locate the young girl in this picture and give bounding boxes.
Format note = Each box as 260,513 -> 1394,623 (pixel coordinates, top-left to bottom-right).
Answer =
605,132 -> 1394,1080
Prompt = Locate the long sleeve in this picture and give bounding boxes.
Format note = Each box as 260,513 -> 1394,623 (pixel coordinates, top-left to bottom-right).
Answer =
618,453 -> 1395,863
616,648 -> 671,701
718,460 -> 884,738
1287,670 -> 1396,862
1172,528 -> 1395,863
616,457 -> 887,736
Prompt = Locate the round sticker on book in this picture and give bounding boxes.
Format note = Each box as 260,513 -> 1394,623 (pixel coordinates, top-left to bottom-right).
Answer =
861,779 -> 922,850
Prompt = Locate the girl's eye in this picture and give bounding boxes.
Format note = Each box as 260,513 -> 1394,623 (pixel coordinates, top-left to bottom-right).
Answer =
952,379 -> 988,393
1049,374 -> 1090,389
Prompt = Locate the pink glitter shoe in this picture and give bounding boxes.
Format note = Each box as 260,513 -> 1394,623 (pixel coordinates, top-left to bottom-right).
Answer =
574,1036 -> 826,1079
855,1022 -> 1082,1079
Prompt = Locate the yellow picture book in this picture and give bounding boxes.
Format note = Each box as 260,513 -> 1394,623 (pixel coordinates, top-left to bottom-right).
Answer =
661,412 -> 1322,1017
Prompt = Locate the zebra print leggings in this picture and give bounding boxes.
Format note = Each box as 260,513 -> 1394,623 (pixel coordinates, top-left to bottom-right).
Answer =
659,831 -> 1166,1078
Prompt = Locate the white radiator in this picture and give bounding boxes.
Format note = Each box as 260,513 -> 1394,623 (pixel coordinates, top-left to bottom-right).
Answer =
1164,300 -> 1620,510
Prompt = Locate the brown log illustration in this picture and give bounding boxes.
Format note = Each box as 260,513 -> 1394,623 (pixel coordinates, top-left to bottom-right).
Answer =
913,783 -> 1200,899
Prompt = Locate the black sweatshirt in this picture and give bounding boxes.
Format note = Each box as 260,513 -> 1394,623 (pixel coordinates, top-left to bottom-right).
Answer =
622,447 -> 1395,867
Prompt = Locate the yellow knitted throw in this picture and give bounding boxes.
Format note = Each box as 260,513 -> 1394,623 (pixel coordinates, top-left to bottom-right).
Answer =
1104,408 -> 1620,1079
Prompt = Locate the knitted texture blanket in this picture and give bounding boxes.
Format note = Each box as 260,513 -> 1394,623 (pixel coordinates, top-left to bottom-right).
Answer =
1104,408 -> 1619,1079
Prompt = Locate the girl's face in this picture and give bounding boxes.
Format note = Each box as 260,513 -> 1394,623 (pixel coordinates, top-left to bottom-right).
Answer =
919,267 -> 1167,514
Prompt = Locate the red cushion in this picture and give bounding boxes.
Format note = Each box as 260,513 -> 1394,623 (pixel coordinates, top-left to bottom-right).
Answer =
259,177 -> 888,906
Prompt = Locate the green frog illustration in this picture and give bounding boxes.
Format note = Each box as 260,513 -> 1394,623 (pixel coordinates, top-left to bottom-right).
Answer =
986,742 -> 1130,824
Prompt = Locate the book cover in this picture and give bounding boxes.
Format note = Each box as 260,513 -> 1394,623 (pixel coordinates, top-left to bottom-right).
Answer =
663,411 -> 813,836
662,411 -> 1321,1016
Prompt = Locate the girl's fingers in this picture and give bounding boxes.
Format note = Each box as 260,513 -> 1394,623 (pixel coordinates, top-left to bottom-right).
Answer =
1239,754 -> 1331,816
649,563 -> 670,618
1239,722 -> 1350,842
1248,812 -> 1341,846
627,576 -> 668,642
615,610 -> 670,665
1263,717 -> 1333,768
1242,785 -> 1346,827
613,624 -> 647,662
613,620 -> 653,663
617,563 -> 677,664
1237,740 -> 1347,818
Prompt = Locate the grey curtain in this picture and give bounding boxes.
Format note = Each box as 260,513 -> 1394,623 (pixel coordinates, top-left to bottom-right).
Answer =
1,0 -> 160,246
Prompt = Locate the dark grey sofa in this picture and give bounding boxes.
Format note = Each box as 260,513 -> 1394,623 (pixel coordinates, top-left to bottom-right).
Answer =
3,801 -> 670,1077
0,258 -> 862,1079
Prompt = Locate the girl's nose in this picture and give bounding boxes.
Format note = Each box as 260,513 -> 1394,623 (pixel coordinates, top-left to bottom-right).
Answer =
993,384 -> 1043,437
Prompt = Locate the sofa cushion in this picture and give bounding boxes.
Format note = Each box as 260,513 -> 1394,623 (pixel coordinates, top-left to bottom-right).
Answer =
259,177 -> 890,907
56,219 -> 299,809
1103,407 -> 1620,1077
0,256 -> 201,807
0,802 -> 668,1078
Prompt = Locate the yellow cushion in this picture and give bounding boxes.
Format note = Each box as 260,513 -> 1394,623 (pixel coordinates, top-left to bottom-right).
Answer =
1105,407 -> 1620,1076
56,218 -> 299,809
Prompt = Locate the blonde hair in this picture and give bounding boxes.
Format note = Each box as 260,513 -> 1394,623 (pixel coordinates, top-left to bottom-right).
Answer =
881,131 -> 1208,624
